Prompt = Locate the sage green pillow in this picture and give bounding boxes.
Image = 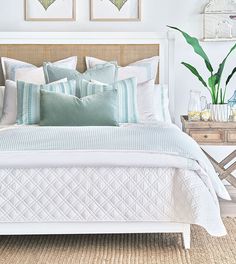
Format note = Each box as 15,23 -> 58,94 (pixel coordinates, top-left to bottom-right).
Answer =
40,90 -> 118,126
43,63 -> 117,97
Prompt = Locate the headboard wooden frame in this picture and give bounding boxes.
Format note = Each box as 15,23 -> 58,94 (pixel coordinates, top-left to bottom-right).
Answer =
0,32 -> 175,121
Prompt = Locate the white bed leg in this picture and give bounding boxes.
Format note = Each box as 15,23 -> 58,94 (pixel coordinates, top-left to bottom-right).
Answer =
182,224 -> 191,249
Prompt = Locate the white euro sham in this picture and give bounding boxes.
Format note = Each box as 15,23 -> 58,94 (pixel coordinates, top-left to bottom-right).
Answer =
1,56 -> 77,84
86,56 -> 159,84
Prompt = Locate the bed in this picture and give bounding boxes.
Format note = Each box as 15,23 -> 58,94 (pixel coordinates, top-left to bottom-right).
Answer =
0,32 -> 230,249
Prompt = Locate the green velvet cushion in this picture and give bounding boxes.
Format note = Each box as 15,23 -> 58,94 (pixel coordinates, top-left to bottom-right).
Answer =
40,90 -> 119,126
43,63 -> 117,97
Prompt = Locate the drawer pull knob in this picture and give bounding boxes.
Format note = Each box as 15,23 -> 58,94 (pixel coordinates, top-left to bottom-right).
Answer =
204,135 -> 208,138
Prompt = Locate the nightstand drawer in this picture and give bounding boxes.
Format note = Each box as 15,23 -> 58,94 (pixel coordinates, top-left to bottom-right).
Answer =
189,130 -> 225,143
228,131 -> 236,143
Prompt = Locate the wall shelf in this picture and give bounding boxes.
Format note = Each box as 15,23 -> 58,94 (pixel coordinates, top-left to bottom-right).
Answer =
202,37 -> 236,42
203,0 -> 236,40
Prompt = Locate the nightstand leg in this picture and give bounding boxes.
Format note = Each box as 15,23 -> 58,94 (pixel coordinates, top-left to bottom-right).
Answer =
202,149 -> 236,188
220,151 -> 236,167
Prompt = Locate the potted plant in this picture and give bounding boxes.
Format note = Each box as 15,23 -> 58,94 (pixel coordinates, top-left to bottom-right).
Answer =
168,26 -> 236,122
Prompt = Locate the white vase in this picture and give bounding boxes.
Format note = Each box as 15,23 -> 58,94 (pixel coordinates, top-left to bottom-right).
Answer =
210,104 -> 229,122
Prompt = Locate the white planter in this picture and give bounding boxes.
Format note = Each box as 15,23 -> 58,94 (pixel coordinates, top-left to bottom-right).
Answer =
210,104 -> 229,122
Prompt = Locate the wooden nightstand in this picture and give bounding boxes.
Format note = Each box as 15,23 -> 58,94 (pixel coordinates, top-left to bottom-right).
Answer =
181,115 -> 236,188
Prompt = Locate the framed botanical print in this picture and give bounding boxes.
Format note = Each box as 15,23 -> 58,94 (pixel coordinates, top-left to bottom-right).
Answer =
90,0 -> 141,21
25,0 -> 76,21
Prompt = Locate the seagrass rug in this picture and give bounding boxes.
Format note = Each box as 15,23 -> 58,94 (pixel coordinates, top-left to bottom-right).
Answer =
0,218 -> 235,264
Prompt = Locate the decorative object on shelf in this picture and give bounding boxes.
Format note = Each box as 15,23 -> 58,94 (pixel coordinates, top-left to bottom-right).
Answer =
188,90 -> 202,121
188,90 -> 208,121
203,0 -> 236,41
25,0 -> 76,21
168,26 -> 236,122
210,103 -> 229,122
201,107 -> 212,121
216,19 -> 233,38
228,90 -> 236,121
90,0 -> 141,21
201,99 -> 212,122
188,91 -> 211,122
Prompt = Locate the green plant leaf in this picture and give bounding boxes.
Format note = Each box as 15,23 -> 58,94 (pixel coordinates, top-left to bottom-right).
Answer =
168,26 -> 213,73
215,43 -> 236,84
208,75 -> 217,103
220,88 -> 224,104
182,62 -> 208,87
208,74 -> 217,88
226,66 -> 236,86
223,66 -> 236,104
213,42 -> 236,103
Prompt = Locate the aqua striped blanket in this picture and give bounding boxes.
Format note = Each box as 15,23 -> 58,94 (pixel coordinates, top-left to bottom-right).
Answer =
0,124 -> 201,155
0,123 -> 228,199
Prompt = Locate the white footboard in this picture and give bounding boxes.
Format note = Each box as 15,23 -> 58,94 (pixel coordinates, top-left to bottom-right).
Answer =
0,222 -> 191,249
182,224 -> 191,249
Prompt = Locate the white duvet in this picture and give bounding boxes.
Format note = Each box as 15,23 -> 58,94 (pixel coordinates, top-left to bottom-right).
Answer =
0,123 -> 230,236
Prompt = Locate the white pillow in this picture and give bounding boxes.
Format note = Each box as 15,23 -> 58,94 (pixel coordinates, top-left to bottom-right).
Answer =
137,81 -> 172,123
137,79 -> 157,123
86,56 -> 159,85
0,81 -> 17,125
1,56 -> 77,84
0,78 -> 68,125
154,84 -> 172,123
0,86 -> 5,119
90,79 -> 171,124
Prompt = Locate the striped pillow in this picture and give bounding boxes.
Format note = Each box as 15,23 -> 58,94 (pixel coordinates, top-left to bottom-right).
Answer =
86,56 -> 159,85
0,86 -> 4,119
79,78 -> 139,123
154,84 -> 172,123
1,56 -> 77,84
17,80 -> 76,125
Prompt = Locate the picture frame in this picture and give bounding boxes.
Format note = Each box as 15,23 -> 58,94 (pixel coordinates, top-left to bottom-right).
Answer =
25,0 -> 76,21
90,0 -> 141,21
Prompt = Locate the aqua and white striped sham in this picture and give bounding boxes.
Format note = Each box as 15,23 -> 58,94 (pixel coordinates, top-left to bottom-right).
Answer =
79,80 -> 111,98
154,84 -> 172,123
86,56 -> 159,85
1,56 -> 77,84
79,78 -> 139,123
0,86 -> 4,119
17,80 -> 76,125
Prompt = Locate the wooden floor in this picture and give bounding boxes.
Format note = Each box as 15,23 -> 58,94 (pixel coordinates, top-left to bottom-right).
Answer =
220,186 -> 236,217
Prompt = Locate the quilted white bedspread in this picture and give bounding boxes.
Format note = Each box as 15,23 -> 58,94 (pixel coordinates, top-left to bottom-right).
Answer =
0,123 -> 229,236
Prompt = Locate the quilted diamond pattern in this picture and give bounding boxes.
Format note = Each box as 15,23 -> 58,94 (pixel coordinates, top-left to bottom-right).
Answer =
0,167 -> 204,223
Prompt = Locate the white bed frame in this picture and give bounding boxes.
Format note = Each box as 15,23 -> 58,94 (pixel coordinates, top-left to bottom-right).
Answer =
0,222 -> 190,249
0,32 -> 191,249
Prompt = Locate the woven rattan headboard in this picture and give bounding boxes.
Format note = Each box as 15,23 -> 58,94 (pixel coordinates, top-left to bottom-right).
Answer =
0,44 -> 160,85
